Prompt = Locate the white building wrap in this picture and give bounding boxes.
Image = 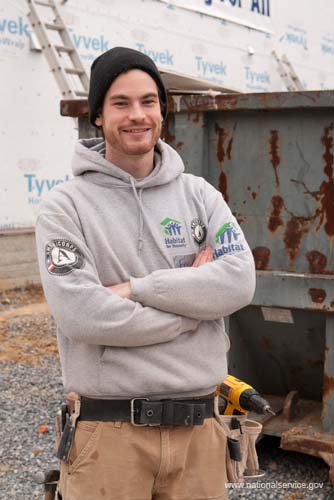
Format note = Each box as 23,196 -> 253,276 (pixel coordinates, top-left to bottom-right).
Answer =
1,0 -> 334,230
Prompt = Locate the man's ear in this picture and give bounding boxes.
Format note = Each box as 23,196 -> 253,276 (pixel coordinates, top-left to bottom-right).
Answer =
95,114 -> 102,127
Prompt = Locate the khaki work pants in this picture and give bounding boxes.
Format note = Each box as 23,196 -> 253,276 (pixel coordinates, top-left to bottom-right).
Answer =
58,417 -> 228,500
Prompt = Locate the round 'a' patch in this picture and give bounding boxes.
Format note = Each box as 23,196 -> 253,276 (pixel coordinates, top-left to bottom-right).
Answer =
45,239 -> 84,275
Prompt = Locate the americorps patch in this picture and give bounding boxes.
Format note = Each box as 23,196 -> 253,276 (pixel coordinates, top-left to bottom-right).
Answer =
45,239 -> 84,275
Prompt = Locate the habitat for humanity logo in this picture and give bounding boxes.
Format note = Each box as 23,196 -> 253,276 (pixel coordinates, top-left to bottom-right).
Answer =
214,222 -> 244,258
160,217 -> 186,249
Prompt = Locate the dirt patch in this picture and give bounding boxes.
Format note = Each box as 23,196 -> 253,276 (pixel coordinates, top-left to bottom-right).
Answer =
0,284 -> 45,311
0,314 -> 58,366
0,302 -> 50,321
0,286 -> 57,366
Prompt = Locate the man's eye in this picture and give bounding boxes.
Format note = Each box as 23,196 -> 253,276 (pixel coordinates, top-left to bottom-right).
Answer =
114,102 -> 127,107
143,100 -> 155,105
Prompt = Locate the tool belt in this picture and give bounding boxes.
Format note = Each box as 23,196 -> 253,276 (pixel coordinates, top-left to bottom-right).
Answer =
78,396 -> 214,426
55,393 -> 263,482
56,394 -> 214,462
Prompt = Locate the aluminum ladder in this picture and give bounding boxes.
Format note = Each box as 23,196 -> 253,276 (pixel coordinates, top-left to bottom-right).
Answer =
26,0 -> 89,98
272,50 -> 304,91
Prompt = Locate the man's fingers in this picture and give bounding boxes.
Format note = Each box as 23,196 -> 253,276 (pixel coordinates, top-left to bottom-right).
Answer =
192,249 -> 207,267
192,253 -> 202,267
192,247 -> 213,267
203,246 -> 213,263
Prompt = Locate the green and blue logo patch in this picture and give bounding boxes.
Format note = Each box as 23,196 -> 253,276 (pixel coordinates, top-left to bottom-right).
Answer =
160,217 -> 187,249
214,222 -> 244,258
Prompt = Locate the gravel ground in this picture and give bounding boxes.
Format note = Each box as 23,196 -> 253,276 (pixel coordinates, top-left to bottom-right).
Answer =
0,287 -> 333,499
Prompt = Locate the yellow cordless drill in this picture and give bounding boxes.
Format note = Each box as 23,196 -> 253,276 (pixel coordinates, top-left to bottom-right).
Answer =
218,375 -> 275,416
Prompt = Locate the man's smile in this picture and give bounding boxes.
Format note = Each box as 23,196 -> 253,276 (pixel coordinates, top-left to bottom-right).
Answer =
122,127 -> 151,134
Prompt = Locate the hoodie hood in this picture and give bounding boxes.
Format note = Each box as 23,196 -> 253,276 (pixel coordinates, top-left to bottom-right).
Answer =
71,137 -> 185,254
72,137 -> 184,189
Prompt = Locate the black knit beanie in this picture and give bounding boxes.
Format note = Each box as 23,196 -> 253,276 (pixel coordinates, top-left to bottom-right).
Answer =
88,46 -> 168,127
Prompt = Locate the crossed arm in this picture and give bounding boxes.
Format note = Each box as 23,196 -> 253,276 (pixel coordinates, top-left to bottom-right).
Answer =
36,180 -> 255,346
110,247 -> 214,299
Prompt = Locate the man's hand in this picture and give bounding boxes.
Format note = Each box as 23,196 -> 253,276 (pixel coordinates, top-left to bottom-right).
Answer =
192,246 -> 213,267
109,281 -> 131,299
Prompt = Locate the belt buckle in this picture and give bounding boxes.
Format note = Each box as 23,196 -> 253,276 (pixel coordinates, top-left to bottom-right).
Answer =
130,398 -> 149,426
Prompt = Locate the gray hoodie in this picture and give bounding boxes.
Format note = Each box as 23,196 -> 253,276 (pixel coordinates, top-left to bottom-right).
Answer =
35,138 -> 255,399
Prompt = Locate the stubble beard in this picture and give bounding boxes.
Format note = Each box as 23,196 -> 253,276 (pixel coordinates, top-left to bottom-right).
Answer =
107,123 -> 161,157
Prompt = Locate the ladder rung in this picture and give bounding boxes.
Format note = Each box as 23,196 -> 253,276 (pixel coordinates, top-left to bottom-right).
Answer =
65,67 -> 85,75
35,0 -> 54,7
45,22 -> 65,31
55,45 -> 74,53
75,90 -> 89,97
27,0 -> 89,98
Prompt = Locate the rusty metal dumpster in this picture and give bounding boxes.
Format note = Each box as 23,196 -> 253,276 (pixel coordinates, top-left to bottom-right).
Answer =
61,90 -> 334,481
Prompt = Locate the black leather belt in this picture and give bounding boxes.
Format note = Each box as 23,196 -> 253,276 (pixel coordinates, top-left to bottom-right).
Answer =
78,397 -> 215,426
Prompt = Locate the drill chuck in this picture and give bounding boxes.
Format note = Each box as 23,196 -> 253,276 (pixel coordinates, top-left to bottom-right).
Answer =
239,390 -> 275,415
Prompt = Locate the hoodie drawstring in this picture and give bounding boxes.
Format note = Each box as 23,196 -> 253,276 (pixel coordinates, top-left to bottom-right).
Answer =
130,178 -> 145,253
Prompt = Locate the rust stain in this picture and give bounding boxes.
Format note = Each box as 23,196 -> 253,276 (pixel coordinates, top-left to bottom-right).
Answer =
178,94 -> 237,115
227,136 -> 233,160
252,246 -> 271,270
235,214 -> 246,224
283,216 -> 310,262
268,195 -> 284,232
162,120 -> 175,144
215,123 -> 238,203
216,94 -> 239,110
323,373 -> 334,398
308,288 -> 327,303
183,95 -> 210,113
269,130 -> 280,187
306,250 -> 327,274
282,433 -> 334,454
320,124 -> 334,236
215,124 -> 228,164
246,186 -> 257,199
192,112 -> 201,123
290,123 -> 334,237
216,123 -> 229,202
219,171 -> 228,202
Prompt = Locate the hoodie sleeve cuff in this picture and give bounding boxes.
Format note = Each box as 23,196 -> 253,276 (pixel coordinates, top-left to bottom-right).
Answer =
130,275 -> 156,305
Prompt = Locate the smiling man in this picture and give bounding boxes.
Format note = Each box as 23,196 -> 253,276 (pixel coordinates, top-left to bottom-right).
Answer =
36,47 -> 256,500
95,69 -> 162,176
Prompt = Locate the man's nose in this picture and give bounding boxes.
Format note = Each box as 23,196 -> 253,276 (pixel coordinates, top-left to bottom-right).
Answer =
128,103 -> 145,121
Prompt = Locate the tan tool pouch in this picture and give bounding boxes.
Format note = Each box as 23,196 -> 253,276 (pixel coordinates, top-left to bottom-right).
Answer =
214,396 -> 263,484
